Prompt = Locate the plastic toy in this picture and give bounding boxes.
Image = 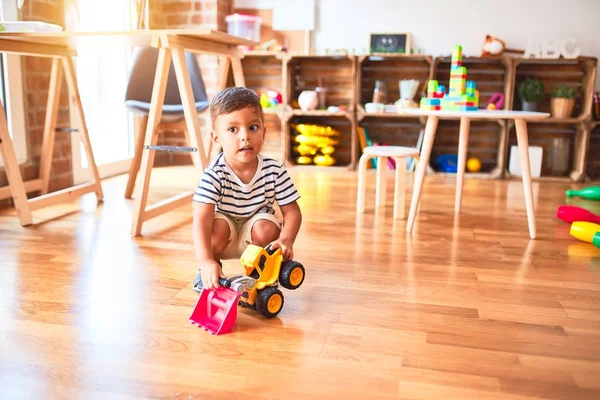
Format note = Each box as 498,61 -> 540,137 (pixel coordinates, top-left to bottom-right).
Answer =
480,35 -> 506,57
189,244 -> 306,335
557,205 -> 600,224
420,45 -> 479,111
237,244 -> 305,317
293,123 -> 340,166
570,221 -> 600,249
189,277 -> 254,335
466,157 -> 482,172
486,92 -> 505,110
260,89 -> 283,108
566,186 -> 600,201
434,154 -> 458,173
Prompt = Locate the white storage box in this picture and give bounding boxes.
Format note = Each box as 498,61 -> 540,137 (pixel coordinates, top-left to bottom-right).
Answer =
509,145 -> 543,178
225,13 -> 261,42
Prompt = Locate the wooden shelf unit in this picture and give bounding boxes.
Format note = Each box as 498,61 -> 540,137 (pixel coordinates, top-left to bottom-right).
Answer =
358,116 -> 424,149
356,54 -> 433,119
284,114 -> 356,169
283,54 -> 357,168
237,51 -> 597,181
506,56 -> 598,181
511,57 -> 597,120
285,54 -> 357,112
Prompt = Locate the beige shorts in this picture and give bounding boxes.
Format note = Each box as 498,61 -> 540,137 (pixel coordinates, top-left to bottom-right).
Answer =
215,211 -> 282,260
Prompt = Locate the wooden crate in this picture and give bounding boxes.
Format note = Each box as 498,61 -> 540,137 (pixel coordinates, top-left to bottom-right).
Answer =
586,122 -> 600,181
285,55 -> 356,114
226,52 -> 286,98
511,57 -> 597,122
285,115 -> 355,169
431,120 -> 506,178
358,117 -> 424,148
356,55 -> 433,116
434,56 -> 512,109
505,122 -> 582,180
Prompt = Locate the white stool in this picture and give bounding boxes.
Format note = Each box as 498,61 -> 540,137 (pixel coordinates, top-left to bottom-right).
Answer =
357,146 -> 420,219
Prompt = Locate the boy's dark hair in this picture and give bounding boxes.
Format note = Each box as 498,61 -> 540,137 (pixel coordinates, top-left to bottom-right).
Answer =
209,87 -> 263,126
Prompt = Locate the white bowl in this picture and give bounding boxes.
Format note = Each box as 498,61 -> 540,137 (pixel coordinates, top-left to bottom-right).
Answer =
365,102 -> 385,113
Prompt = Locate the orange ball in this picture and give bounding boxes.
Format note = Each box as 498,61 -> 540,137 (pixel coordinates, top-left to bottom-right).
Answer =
487,103 -> 496,110
467,157 -> 481,172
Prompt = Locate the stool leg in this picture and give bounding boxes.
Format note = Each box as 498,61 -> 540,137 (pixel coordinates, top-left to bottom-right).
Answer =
375,157 -> 386,208
393,157 -> 406,219
356,154 -> 371,214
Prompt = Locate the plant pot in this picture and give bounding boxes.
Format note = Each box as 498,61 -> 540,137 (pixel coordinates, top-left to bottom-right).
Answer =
522,101 -> 538,112
551,97 -> 576,119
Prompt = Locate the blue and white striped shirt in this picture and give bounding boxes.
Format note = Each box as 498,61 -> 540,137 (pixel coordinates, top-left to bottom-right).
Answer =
193,153 -> 300,219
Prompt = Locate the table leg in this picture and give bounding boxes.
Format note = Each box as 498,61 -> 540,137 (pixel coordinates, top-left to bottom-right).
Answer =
375,157 -> 386,209
171,48 -> 207,172
0,100 -> 32,226
393,156 -> 406,220
356,154 -> 372,214
455,117 -> 471,214
230,56 -> 245,87
406,116 -> 438,233
515,119 -> 536,240
131,48 -> 171,237
62,55 -> 104,202
125,116 -> 148,198
39,58 -> 62,195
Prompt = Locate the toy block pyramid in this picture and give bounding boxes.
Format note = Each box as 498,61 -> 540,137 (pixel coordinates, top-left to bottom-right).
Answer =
420,45 -> 479,111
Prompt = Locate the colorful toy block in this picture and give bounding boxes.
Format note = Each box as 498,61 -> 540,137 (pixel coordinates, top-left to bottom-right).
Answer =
420,45 -> 479,112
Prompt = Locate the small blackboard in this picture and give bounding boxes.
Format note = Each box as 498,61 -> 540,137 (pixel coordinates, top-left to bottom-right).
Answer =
370,33 -> 411,54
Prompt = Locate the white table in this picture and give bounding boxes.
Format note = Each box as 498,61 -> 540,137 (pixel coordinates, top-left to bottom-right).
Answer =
398,109 -> 550,240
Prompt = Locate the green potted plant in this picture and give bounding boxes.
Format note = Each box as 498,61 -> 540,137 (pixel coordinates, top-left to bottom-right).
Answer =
551,85 -> 577,118
518,78 -> 545,111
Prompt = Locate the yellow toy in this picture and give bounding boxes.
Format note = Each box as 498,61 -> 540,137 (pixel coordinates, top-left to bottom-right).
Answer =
314,154 -> 335,166
467,157 -> 482,172
292,123 -> 340,166
237,244 -> 306,318
189,244 -> 306,334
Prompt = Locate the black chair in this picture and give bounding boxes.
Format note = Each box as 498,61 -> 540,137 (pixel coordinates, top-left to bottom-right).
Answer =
124,47 -> 210,198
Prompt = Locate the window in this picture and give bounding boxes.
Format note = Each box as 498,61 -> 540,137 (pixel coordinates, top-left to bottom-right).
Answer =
67,0 -> 136,183
0,1 -> 28,168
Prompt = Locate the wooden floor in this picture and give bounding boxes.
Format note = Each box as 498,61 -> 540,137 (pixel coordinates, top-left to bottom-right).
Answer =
1,166 -> 600,400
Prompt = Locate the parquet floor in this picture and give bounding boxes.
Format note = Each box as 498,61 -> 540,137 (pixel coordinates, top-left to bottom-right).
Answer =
1,166 -> 599,399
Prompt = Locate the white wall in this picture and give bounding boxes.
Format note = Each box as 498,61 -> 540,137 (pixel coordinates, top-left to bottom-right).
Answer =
313,0 -> 600,89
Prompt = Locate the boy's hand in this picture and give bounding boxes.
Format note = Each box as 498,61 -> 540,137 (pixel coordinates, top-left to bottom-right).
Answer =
269,239 -> 293,261
199,259 -> 225,290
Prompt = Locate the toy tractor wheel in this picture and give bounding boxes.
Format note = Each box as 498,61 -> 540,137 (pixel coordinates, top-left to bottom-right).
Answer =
256,287 -> 284,318
279,261 -> 305,290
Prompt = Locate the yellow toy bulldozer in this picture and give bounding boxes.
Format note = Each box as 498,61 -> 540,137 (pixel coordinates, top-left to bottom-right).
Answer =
190,244 -> 305,334
236,243 -> 305,318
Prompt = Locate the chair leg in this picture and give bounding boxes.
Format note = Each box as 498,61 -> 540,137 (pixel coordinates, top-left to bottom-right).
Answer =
125,115 -> 148,199
356,154 -> 372,214
375,156 -> 387,208
393,157 -> 407,220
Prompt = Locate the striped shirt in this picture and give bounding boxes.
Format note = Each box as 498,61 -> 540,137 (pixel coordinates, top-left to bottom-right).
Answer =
193,153 -> 300,219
